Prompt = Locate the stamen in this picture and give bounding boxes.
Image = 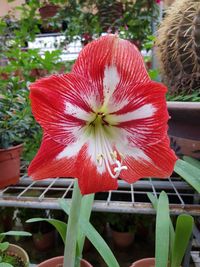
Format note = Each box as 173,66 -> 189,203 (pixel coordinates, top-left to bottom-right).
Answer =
114,160 -> 128,174
97,154 -> 103,166
99,152 -> 127,179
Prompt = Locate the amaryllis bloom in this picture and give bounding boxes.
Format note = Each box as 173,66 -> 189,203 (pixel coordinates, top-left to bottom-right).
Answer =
28,34 -> 177,195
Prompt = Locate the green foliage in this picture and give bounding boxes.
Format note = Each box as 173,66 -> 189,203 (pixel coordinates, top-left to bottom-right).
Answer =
58,198 -> 120,267
119,0 -> 159,49
27,218 -> 67,244
0,231 -> 31,267
0,3 -> 64,160
166,89 -> 200,102
174,158 -> 200,193
148,192 -> 194,267
155,191 -> 170,267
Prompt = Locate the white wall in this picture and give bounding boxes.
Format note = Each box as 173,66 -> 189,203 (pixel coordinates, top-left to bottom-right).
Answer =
0,0 -> 25,18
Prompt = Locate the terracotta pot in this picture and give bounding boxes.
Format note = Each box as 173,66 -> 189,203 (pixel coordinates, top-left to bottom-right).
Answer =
167,102 -> 200,159
37,256 -> 93,267
39,4 -> 60,19
0,144 -> 23,188
130,258 -> 155,267
7,244 -> 29,267
111,229 -> 135,247
130,258 -> 181,267
33,230 -> 55,251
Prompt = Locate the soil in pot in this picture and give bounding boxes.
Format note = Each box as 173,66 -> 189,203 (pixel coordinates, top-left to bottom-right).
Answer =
38,256 -> 93,267
0,144 -> 23,188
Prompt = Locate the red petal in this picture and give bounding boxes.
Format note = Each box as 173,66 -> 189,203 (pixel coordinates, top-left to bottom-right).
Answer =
29,73 -> 97,145
28,133 -> 77,179
72,34 -> 150,99
120,136 -> 177,183
113,81 -> 169,147
75,145 -> 118,195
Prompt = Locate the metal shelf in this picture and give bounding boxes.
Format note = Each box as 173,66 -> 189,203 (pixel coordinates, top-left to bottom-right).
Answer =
0,171 -> 199,215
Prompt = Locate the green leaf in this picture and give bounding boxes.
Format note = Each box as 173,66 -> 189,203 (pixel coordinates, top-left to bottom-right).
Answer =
0,231 -> 31,237
147,193 -> 175,262
26,218 -> 67,244
78,194 -> 95,256
183,156 -> 200,169
171,215 -> 194,267
58,199 -> 70,215
155,191 -> 170,267
59,199 -> 119,267
80,218 -> 119,267
174,159 -> 200,193
147,192 -> 157,209
0,242 -> 9,252
0,263 -> 13,267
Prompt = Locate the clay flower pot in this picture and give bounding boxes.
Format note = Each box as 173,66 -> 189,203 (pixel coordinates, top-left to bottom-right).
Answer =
33,230 -> 55,251
130,258 -> 155,267
0,144 -> 23,188
111,229 -> 135,248
38,256 -> 93,267
130,258 -> 181,267
39,4 -> 60,19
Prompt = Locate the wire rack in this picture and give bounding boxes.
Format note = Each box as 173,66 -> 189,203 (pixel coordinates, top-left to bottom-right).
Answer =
0,166 -> 199,215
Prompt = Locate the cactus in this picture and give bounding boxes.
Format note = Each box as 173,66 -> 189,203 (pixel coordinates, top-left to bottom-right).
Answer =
156,0 -> 200,94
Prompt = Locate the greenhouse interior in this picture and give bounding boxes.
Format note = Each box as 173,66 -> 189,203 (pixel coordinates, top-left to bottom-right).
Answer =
0,0 -> 200,267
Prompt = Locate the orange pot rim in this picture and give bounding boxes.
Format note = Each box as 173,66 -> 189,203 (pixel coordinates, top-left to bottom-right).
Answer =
0,143 -> 23,152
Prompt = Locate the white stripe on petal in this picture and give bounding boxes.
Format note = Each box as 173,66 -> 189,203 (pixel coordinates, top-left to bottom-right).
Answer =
56,138 -> 85,159
117,141 -> 152,163
103,65 -> 120,106
65,102 -> 93,121
112,104 -> 157,123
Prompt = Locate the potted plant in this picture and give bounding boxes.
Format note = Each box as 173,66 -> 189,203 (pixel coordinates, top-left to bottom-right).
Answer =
17,208 -> 56,251
0,86 -> 27,188
156,0 -> 200,159
26,33 -> 176,267
130,191 -> 194,267
107,213 -> 138,248
0,230 -> 31,267
26,195 -> 119,267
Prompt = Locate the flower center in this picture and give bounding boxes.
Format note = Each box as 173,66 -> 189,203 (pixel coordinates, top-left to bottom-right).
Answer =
87,112 -> 127,179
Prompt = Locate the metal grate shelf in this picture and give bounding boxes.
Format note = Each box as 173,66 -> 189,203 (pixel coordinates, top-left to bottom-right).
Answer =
0,173 -> 199,215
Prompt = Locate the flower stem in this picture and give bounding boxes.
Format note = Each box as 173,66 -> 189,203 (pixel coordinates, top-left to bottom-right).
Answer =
63,179 -> 82,267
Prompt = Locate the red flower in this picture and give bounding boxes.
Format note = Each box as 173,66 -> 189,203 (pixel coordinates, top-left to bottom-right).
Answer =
28,34 -> 177,195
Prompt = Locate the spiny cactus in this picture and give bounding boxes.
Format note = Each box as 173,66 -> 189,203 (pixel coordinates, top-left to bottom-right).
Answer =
156,0 -> 200,94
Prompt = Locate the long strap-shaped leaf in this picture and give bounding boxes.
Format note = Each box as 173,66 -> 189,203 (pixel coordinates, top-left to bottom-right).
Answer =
155,191 -> 170,267
59,199 -> 119,267
147,192 -> 175,262
27,218 -> 67,244
171,214 -> 194,267
78,194 -> 95,257
174,159 -> 200,193
183,156 -> 200,169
